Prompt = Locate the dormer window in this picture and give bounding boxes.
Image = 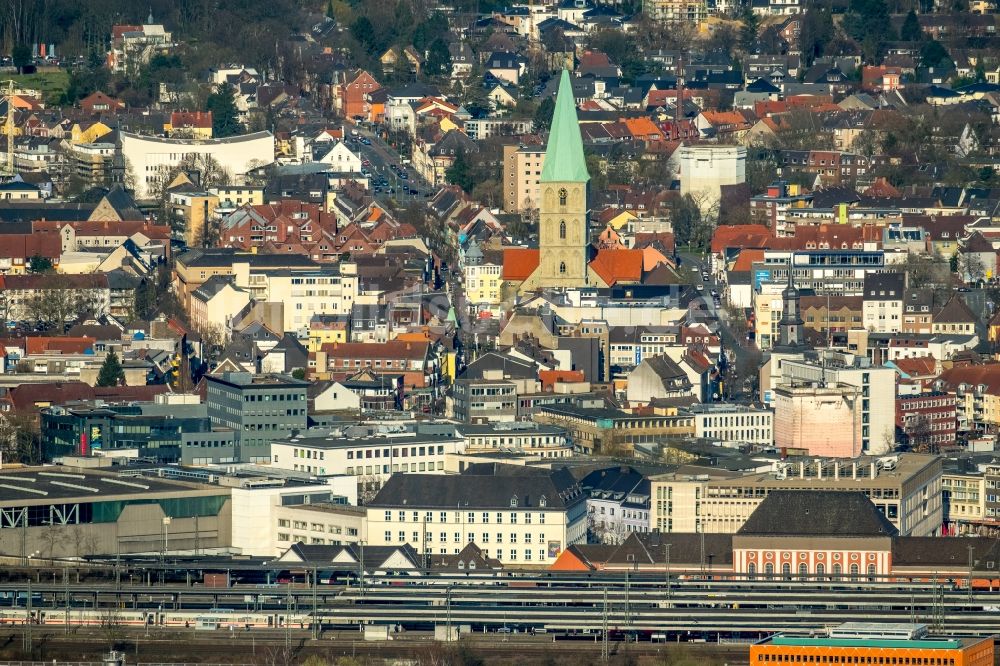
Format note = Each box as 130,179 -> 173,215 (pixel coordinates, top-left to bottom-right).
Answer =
539,495 -> 547,508
510,496 -> 518,507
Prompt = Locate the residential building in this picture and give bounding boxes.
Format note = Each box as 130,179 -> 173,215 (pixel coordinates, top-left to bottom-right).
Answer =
165,111 -> 213,139
862,272 -> 905,334
232,266 -> 356,335
581,467 -> 651,544
462,240 -> 503,315
502,143 -> 545,213
902,289 -> 935,334
894,392 -> 957,452
644,0 -> 708,23
0,273 -> 111,322
801,294 -> 863,336
942,470 -> 984,535
366,464 -> 588,565
625,355 -> 697,404
205,372 -> 309,461
167,183 -> 220,247
931,294 -> 978,335
313,340 -> 439,393
749,180 -> 813,236
107,20 -> 173,76
936,364 -> 1000,439
334,70 -> 380,121
188,276 -> 252,335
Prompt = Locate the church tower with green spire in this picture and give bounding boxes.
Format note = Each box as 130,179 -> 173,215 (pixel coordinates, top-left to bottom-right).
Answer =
526,69 -> 590,290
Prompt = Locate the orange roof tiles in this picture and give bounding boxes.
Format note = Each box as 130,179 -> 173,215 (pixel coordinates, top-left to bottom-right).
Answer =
25,337 -> 96,356
710,225 -> 772,253
503,248 -> 539,281
588,248 -> 643,286
624,117 -> 663,139
732,248 -> 766,272
539,370 -> 585,391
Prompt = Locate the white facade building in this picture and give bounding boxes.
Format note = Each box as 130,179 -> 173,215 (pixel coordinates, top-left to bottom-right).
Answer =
366,466 -> 588,565
120,130 -> 274,199
270,431 -> 466,484
691,404 -> 774,446
678,145 -> 746,207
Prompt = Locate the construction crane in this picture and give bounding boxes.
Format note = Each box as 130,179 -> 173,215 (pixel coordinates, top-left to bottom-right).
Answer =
1,79 -> 15,177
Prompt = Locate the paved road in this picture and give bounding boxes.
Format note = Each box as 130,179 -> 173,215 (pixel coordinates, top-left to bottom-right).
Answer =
679,250 -> 759,401
350,125 -> 434,206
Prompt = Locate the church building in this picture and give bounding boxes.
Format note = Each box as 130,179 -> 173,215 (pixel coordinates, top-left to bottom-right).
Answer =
503,70 -> 644,293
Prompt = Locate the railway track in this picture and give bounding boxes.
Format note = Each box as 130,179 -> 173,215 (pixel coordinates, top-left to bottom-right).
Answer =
0,627 -> 751,665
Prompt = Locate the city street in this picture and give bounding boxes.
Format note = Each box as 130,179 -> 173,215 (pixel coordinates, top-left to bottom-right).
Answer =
350,125 -> 434,206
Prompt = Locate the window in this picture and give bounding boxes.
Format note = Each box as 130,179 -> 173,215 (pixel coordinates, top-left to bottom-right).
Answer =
559,262 -> 566,274
816,563 -> 825,579
747,562 -> 756,578
798,563 -> 807,577
781,562 -> 791,580
559,188 -> 567,206
764,563 -> 774,576
559,220 -> 566,239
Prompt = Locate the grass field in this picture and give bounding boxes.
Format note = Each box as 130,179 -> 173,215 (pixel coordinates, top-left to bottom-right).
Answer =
7,69 -> 69,105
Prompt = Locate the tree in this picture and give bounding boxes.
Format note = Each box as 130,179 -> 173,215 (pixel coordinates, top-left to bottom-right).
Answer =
424,38 -> 452,77
205,83 -> 244,138
22,276 -> 101,330
799,8 -> 834,67
533,95 -> 555,132
96,350 -> 125,387
900,9 -> 921,42
920,39 -> 951,70
12,44 -> 30,73
350,16 -> 379,53
27,255 -> 53,274
740,9 -> 760,52
670,194 -> 706,249
446,150 -> 475,192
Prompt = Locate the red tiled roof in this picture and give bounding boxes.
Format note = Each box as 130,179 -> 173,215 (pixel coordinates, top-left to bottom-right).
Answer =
589,248 -> 643,286
170,111 -> 213,129
710,225 -> 772,254
732,248 -> 766,272
503,248 -> 539,281
539,370 -> 585,391
25,337 -> 95,355
938,363 -> 1000,395
0,231 -> 61,260
320,340 -> 430,360
893,355 -> 938,378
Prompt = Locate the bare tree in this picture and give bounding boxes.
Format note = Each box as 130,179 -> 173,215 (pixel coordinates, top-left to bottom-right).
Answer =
587,511 -> 629,545
357,475 -> 384,505
21,276 -> 104,329
99,605 -> 126,651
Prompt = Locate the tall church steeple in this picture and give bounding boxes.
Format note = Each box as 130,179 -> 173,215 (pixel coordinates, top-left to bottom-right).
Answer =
532,69 -> 590,290
775,262 -> 805,351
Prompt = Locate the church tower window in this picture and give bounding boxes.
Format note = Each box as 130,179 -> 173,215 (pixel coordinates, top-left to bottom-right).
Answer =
559,221 -> 566,239
559,262 -> 566,274
558,188 -> 567,206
